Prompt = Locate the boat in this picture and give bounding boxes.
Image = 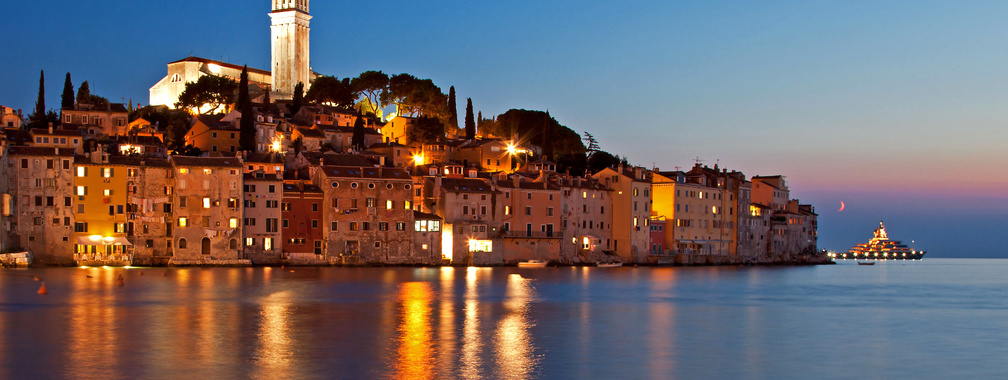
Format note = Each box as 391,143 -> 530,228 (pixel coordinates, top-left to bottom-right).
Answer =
857,261 -> 875,266
517,260 -> 548,268
596,262 -> 623,268
833,221 -> 926,261
0,251 -> 32,268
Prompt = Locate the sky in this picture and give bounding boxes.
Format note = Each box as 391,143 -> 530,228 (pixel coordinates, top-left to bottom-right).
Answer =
1,0 -> 1006,257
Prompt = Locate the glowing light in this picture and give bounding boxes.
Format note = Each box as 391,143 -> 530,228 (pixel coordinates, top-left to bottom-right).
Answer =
89,235 -> 102,242
270,139 -> 281,153
413,154 -> 424,165
507,144 -> 517,155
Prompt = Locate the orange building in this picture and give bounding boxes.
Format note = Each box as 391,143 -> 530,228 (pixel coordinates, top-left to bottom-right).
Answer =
184,115 -> 240,155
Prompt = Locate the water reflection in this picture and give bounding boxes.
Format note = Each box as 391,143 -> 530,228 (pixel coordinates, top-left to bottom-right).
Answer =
67,268 -> 121,378
394,282 -> 434,380
495,274 -> 537,380
253,291 -> 293,377
460,267 -> 484,380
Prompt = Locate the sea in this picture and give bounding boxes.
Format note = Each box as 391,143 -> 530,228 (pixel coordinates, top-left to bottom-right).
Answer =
0,259 -> 1006,379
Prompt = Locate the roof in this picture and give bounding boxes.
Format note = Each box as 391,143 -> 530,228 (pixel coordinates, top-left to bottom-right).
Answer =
30,128 -> 85,137
368,141 -> 409,149
113,135 -> 165,145
436,177 -> 497,193
194,115 -> 235,130
319,165 -> 411,180
107,156 -> 172,167
413,210 -> 443,221
320,125 -> 382,135
300,152 -> 379,167
496,179 -> 561,191
8,146 -> 75,157
295,126 -> 326,139
243,172 -> 283,182
169,56 -> 272,77
282,182 -> 323,194
245,152 -> 285,164
170,156 -> 243,168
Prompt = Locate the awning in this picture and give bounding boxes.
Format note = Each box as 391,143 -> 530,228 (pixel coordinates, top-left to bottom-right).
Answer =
75,236 -> 133,246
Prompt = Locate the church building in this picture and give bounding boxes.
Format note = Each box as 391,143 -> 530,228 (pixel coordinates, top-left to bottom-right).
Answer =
149,0 -> 315,107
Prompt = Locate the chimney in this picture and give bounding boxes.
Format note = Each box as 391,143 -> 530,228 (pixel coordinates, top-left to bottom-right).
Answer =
513,175 -> 519,188
48,122 -> 53,134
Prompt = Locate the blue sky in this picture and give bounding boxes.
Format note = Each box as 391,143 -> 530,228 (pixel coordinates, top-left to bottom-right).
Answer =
2,0 -> 1006,256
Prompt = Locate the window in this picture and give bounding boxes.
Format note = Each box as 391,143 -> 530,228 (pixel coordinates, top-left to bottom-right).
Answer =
268,185 -> 275,193
264,238 -> 273,250
267,218 -> 278,232
505,206 -> 511,215
362,222 -> 370,231
350,222 -> 359,231
331,221 -> 338,231
283,219 -> 289,228
525,206 -> 532,216
179,197 -> 187,208
229,218 -> 238,228
178,238 -> 187,249
396,222 -> 405,231
366,198 -> 376,208
379,222 -> 388,231
527,193 -> 532,200
103,168 -> 112,178
404,200 -> 411,209
386,200 -> 393,210
246,238 -> 255,246
77,186 -> 86,196
312,203 -> 318,212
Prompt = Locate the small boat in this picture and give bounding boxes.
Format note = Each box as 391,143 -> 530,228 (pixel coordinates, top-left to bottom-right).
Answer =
596,262 -> 622,268
857,261 -> 875,266
517,260 -> 548,268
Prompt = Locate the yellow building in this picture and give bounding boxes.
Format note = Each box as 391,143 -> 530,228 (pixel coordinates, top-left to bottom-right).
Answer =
73,146 -> 133,265
184,115 -> 240,155
592,165 -> 652,263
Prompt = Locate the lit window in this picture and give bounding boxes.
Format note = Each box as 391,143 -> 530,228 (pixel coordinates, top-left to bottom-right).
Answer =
77,167 -> 86,177
386,200 -> 393,210
103,168 -> 112,178
203,198 -> 211,208
246,238 -> 254,246
230,218 -> 238,228
203,169 -> 212,175
104,189 -> 111,196
179,218 -> 188,227
583,191 -> 587,199
404,201 -> 411,209
77,186 -> 86,196
264,238 -> 273,250
179,168 -> 189,174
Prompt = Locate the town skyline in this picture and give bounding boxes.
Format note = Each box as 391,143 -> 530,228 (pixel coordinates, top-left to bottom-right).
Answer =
1,1 -> 1005,256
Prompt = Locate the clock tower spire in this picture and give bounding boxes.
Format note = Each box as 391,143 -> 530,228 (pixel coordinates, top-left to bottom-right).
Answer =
270,0 -> 311,98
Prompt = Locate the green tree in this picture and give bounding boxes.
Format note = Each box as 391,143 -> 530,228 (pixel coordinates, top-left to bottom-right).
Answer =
262,90 -> 273,115
382,74 -> 448,121
75,81 -> 89,104
351,70 -> 388,116
238,66 -> 256,152
405,116 -> 445,145
291,82 -> 305,115
307,76 -> 356,107
586,150 -> 621,174
464,98 -> 475,140
447,86 -> 458,129
351,115 -> 366,151
61,73 -> 74,110
175,75 -> 236,115
485,109 -> 586,159
131,105 -> 191,151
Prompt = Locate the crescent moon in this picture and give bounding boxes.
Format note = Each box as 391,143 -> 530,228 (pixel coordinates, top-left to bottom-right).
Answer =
838,201 -> 845,212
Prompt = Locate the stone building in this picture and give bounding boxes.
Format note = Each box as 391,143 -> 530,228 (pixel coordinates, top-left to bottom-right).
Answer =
280,180 -> 324,261
415,165 -> 501,265
60,103 -> 129,137
556,175 -> 613,263
169,156 -> 246,265
495,173 -> 563,263
270,0 -> 312,98
7,147 -> 75,265
593,166 -> 652,263
123,157 -> 173,265
243,171 -> 283,264
312,164 -> 418,264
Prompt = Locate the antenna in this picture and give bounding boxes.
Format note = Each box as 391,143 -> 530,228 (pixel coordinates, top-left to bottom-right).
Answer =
694,156 -> 703,165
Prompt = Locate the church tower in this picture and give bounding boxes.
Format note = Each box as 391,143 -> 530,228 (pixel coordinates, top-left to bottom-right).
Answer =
270,0 -> 311,98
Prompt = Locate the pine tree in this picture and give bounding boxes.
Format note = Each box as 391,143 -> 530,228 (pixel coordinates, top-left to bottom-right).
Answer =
291,82 -> 304,115
351,115 -> 365,151
238,66 -> 256,152
464,98 -> 475,140
61,73 -> 74,110
32,70 -> 45,123
448,86 -> 458,129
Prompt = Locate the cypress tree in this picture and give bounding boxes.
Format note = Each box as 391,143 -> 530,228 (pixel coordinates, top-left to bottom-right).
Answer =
447,86 -> 458,129
263,90 -> 272,115
32,70 -> 45,122
291,82 -> 304,115
238,66 -> 256,152
61,73 -> 74,110
464,98 -> 475,140
351,114 -> 365,151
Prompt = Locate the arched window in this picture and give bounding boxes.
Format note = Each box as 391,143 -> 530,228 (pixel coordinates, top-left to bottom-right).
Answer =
178,238 -> 187,249
229,239 -> 237,250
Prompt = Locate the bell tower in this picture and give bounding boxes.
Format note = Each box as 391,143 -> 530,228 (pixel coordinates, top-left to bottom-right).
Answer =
270,0 -> 311,98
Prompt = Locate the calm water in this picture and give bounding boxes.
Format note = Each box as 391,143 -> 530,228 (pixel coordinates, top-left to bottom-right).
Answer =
1,259 -> 1007,379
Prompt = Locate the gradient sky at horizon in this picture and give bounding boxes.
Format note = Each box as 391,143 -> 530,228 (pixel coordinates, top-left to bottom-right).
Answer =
1,0 -> 1006,256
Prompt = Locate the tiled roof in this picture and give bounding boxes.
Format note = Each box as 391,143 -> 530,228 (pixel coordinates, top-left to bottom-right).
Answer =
413,210 -> 443,221
170,155 -> 242,168
169,56 -> 272,76
436,177 -> 497,193
320,165 -> 411,180
8,146 -> 75,157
